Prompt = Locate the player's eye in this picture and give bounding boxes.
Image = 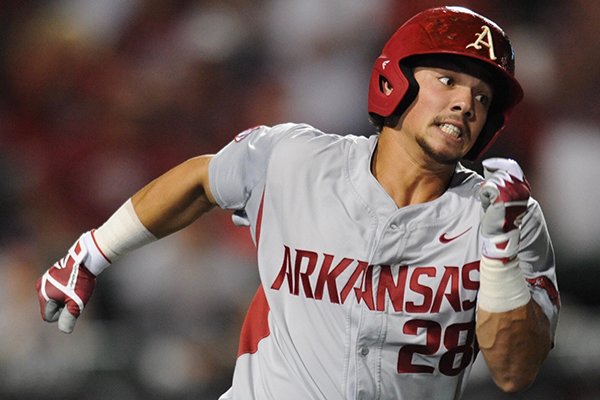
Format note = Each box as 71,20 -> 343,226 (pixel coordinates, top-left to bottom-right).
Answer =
438,76 -> 453,86
475,93 -> 491,107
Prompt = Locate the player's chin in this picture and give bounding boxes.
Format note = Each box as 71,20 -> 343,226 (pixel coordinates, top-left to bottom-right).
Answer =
417,138 -> 464,165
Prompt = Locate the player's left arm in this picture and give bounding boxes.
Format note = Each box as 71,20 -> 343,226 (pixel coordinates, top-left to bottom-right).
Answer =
475,158 -> 556,393
476,297 -> 551,393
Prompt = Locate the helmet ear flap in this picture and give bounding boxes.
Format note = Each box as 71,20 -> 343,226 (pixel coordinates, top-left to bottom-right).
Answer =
368,56 -> 406,117
368,57 -> 419,118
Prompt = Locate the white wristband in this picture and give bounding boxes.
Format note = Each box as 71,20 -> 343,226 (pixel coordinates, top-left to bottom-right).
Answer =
477,256 -> 531,313
91,198 -> 157,275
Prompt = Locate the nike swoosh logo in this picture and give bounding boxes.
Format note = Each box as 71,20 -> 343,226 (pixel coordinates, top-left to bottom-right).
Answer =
439,227 -> 472,244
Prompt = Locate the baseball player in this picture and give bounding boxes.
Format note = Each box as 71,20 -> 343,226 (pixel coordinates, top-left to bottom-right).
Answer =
36,6 -> 559,400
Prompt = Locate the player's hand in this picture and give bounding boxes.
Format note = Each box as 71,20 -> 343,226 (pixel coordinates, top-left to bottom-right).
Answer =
479,158 -> 531,261
36,232 -> 106,333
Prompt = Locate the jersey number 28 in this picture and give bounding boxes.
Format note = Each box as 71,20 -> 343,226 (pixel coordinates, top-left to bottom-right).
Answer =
397,319 -> 476,376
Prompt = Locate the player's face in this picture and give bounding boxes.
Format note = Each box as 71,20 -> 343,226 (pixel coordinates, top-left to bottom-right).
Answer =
398,65 -> 493,165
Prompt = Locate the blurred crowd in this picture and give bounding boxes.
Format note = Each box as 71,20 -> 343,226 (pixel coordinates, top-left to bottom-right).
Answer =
0,0 -> 598,399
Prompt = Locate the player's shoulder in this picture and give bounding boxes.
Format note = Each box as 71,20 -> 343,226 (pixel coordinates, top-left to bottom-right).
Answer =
269,122 -> 363,141
256,122 -> 368,151
243,122 -> 321,138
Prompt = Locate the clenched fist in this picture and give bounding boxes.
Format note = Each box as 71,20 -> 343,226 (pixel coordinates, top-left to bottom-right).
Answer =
479,158 -> 531,262
36,231 -> 109,333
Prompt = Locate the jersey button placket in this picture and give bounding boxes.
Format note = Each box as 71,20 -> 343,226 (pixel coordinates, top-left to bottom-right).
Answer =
359,346 -> 369,356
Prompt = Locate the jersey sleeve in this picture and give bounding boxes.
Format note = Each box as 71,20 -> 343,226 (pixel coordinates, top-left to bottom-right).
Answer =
208,123 -> 311,211
518,198 -> 560,340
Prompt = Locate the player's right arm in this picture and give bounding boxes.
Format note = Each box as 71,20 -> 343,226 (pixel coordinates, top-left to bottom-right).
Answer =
37,123 -> 310,334
36,155 -> 216,333
131,155 -> 216,238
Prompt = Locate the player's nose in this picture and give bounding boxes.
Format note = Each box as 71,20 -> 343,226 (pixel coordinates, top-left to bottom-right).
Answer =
450,87 -> 475,119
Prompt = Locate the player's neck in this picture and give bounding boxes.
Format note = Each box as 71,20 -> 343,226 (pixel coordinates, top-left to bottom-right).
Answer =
372,131 -> 455,208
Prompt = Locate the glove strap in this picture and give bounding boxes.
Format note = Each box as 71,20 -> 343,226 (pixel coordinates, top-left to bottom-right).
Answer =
480,229 -> 520,262
79,231 -> 111,276
477,256 -> 531,313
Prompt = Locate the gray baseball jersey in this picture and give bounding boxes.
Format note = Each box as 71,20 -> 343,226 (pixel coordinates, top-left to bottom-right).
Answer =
208,123 -> 559,400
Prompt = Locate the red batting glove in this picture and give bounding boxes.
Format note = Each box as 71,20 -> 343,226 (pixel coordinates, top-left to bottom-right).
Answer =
479,158 -> 531,262
36,231 -> 109,333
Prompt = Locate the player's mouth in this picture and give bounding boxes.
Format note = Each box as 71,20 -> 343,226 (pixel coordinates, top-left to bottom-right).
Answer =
439,123 -> 461,137
435,120 -> 469,142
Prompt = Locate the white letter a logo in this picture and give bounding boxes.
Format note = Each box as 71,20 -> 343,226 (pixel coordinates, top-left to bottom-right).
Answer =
466,25 -> 497,60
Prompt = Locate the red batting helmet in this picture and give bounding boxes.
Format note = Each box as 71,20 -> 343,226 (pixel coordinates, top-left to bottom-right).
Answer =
368,6 -> 524,161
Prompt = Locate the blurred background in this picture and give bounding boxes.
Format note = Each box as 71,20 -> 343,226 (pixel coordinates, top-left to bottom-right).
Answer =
0,0 -> 598,399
